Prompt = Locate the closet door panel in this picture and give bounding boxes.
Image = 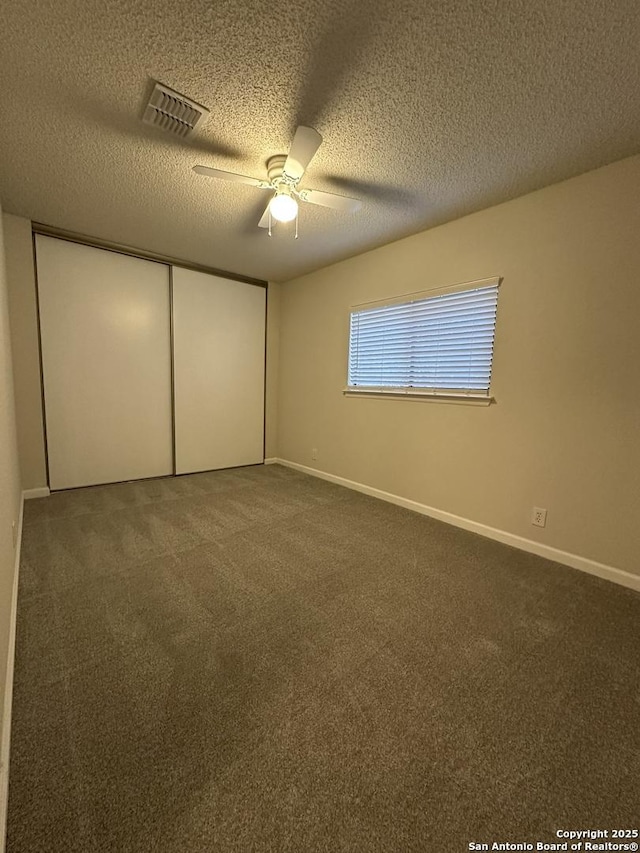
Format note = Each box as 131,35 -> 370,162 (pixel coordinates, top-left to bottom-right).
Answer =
172,268 -> 265,474
36,236 -> 173,489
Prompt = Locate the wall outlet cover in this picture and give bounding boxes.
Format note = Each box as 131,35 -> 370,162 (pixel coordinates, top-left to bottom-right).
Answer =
532,507 -> 547,528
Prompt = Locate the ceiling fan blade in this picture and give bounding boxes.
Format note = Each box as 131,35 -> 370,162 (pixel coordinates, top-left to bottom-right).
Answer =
283,126 -> 323,182
298,188 -> 361,213
258,202 -> 271,228
193,165 -> 270,188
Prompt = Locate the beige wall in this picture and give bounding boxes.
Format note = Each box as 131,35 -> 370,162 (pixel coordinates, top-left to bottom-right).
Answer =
2,215 -> 46,491
277,154 -> 640,577
0,199 -> 23,816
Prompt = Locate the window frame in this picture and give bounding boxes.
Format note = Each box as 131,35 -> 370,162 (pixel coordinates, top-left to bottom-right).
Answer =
344,276 -> 501,405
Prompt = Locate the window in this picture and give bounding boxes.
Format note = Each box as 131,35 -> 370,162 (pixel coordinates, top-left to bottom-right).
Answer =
346,277 -> 499,401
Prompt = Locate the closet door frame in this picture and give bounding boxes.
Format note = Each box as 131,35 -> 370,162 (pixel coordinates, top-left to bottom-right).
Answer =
32,223 -> 268,490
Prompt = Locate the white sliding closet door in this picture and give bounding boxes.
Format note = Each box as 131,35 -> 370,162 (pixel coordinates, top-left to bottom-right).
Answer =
172,268 -> 265,474
36,236 -> 173,490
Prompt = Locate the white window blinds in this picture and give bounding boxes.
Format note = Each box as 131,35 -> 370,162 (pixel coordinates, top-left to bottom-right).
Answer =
347,281 -> 499,397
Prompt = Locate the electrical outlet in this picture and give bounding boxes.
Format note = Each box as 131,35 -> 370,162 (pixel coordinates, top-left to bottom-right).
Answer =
531,507 -> 547,528
311,448 -> 318,461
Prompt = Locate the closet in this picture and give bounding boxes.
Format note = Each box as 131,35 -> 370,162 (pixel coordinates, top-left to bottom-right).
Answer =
35,234 -> 266,490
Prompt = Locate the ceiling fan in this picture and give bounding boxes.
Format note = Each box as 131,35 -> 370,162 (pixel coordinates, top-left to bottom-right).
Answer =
193,126 -> 361,237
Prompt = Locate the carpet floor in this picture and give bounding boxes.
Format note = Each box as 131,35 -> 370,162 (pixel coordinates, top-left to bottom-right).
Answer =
7,464 -> 640,852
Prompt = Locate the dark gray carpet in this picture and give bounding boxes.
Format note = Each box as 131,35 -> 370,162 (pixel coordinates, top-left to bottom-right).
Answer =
8,464 -> 640,852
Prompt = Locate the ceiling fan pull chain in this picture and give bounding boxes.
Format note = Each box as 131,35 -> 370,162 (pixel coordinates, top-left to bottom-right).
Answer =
295,211 -> 299,239
268,209 -> 272,237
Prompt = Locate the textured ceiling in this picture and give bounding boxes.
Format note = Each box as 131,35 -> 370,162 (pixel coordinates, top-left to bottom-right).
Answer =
1,0 -> 639,282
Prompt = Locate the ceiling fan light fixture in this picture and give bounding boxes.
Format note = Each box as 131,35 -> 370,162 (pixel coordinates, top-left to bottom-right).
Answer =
269,188 -> 298,223
192,125 -> 361,234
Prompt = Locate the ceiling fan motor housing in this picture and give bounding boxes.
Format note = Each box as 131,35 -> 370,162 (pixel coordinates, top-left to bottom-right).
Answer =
267,155 -> 287,185
267,154 -> 299,189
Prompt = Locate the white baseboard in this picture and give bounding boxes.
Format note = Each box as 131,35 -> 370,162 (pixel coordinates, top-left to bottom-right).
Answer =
273,458 -> 640,594
263,458 -> 278,465
0,494 -> 24,852
23,487 -> 49,500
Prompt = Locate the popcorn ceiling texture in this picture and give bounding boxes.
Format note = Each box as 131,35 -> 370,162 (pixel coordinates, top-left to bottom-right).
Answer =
0,0 -> 639,281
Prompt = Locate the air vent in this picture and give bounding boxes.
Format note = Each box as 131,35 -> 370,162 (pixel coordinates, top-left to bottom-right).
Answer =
142,82 -> 209,138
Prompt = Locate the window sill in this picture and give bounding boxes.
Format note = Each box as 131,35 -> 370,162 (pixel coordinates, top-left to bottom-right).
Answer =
342,388 -> 494,406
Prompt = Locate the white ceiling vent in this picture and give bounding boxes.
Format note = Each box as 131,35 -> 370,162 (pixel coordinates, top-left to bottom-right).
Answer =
142,82 -> 209,138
